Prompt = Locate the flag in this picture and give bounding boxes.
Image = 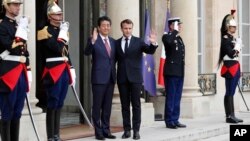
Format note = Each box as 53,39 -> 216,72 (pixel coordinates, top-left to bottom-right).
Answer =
142,9 -> 157,96
158,9 -> 171,86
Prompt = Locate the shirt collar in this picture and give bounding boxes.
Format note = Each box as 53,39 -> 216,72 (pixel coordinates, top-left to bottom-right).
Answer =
122,36 -> 132,41
99,34 -> 109,41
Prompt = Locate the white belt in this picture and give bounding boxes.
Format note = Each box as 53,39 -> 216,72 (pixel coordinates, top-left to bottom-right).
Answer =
223,55 -> 238,61
3,55 -> 26,63
46,57 -> 68,62
0,50 -> 10,59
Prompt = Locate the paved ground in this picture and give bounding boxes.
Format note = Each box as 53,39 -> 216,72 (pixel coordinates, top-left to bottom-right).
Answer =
69,111 -> 250,141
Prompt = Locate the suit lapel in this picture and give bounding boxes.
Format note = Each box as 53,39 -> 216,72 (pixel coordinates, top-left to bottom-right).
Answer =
97,35 -> 110,58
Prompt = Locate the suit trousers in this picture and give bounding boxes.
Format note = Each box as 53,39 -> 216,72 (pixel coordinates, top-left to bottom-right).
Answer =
118,82 -> 142,132
164,76 -> 184,125
92,82 -> 114,136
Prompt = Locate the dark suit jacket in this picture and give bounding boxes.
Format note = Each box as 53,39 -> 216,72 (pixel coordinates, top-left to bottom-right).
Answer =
84,34 -> 116,84
116,36 -> 158,84
162,30 -> 185,77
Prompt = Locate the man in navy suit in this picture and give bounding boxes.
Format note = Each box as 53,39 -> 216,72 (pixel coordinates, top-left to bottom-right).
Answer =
84,16 -> 116,140
116,19 -> 158,140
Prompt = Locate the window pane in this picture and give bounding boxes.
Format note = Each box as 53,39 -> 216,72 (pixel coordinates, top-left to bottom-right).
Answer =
198,55 -> 201,73
242,0 -> 249,23
242,25 -> 250,54
198,0 -> 201,17
198,20 -> 202,53
242,56 -> 250,72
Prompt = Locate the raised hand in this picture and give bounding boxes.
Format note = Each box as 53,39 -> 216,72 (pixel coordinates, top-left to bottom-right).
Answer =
91,27 -> 98,44
174,21 -> 179,31
148,29 -> 157,44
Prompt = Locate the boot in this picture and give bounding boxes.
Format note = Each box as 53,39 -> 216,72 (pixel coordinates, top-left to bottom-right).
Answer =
54,109 -> 61,141
230,96 -> 243,122
224,96 -> 238,123
1,120 -> 11,141
10,119 -> 20,141
46,108 -> 55,141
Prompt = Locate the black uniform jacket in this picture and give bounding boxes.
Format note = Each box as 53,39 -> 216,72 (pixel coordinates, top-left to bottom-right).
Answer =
220,33 -> 240,78
38,24 -> 72,86
0,16 -> 30,92
162,30 -> 185,77
116,36 -> 158,84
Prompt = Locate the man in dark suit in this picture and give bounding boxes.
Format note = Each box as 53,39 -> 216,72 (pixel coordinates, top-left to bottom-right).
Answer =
162,17 -> 186,129
84,16 -> 116,140
116,19 -> 158,140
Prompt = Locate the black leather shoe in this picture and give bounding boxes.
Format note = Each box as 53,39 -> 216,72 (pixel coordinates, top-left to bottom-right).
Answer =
96,135 -> 105,140
122,131 -> 131,139
176,122 -> 186,128
133,131 -> 140,140
104,134 -> 116,139
166,123 -> 177,129
226,116 -> 239,123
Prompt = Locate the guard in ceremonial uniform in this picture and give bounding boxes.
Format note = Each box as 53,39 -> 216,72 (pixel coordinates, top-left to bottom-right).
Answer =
218,11 -> 243,123
162,17 -> 186,129
0,0 -> 32,141
37,0 -> 76,140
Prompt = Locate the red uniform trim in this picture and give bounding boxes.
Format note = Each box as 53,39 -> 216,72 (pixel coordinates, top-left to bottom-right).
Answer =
0,64 -> 27,91
221,63 -> 240,77
42,62 -> 72,84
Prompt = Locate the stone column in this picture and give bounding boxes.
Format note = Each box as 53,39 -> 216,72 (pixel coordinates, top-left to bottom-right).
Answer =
107,0 -> 155,127
171,0 -> 210,118
19,1 -> 46,140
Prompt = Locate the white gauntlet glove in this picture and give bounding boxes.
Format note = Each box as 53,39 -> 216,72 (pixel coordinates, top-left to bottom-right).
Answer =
174,21 -> 179,32
15,16 -> 29,41
234,38 -> 242,52
27,70 -> 32,92
58,21 -> 69,44
70,68 -> 76,87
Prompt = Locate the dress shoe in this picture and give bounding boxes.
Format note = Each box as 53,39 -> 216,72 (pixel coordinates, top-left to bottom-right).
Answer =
175,122 -> 186,128
122,131 -> 131,139
166,123 -> 177,129
234,116 -> 243,122
96,135 -> 105,140
226,116 -> 239,123
133,131 -> 140,140
104,133 -> 116,139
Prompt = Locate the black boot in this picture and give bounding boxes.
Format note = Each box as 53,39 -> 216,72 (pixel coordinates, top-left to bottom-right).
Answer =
230,96 -> 243,122
1,120 -> 11,141
54,109 -> 61,141
47,108 -> 55,141
10,119 -> 20,141
224,96 -> 238,123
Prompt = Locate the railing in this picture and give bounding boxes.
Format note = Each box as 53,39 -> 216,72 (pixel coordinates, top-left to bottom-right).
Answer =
198,73 -> 217,96
241,72 -> 250,92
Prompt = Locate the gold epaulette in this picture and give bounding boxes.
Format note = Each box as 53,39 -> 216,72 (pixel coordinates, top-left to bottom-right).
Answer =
37,26 -> 52,41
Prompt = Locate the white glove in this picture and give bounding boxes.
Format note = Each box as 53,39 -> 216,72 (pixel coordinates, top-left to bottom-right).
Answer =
234,38 -> 242,52
174,21 -> 179,31
15,16 -> 29,41
27,70 -> 32,92
58,21 -> 69,44
70,68 -> 76,87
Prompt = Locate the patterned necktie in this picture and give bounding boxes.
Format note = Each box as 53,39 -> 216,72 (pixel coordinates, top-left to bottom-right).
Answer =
104,38 -> 111,57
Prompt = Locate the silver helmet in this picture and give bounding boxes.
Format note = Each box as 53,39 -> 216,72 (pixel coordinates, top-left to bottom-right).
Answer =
47,0 -> 62,15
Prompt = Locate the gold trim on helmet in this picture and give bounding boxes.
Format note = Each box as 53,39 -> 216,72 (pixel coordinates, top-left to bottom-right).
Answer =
47,0 -> 62,15
2,0 -> 23,5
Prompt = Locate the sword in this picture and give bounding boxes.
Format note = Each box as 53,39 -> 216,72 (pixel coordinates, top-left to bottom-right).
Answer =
71,86 -> 93,128
237,83 -> 250,111
25,95 -> 41,141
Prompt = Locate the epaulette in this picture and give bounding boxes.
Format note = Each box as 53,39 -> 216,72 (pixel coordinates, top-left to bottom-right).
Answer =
37,26 -> 52,41
223,35 -> 228,39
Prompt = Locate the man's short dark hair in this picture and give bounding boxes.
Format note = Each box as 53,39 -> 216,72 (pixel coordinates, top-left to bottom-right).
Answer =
97,16 -> 112,27
120,19 -> 133,28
